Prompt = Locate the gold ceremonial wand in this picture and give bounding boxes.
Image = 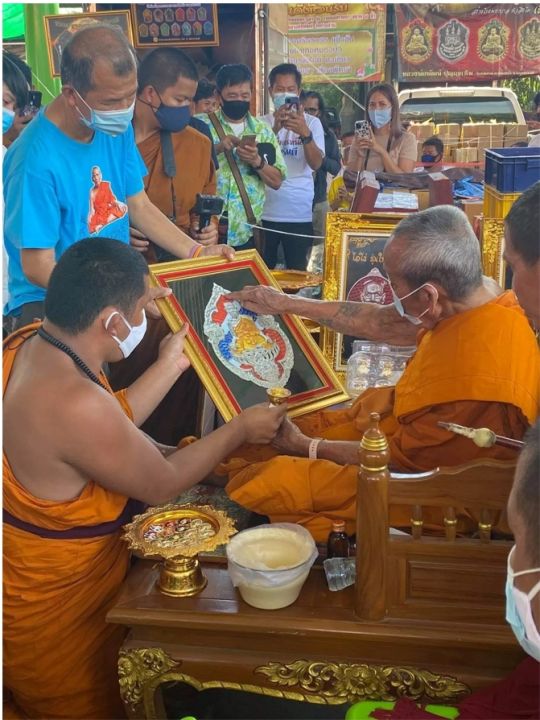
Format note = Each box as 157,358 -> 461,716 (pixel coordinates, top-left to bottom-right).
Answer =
437,421 -> 524,450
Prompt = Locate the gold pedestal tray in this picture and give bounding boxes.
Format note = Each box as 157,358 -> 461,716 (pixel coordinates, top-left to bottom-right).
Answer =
123,503 -> 236,597
271,269 -> 322,293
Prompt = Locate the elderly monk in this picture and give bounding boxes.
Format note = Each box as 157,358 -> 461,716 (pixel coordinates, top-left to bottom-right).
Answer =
3,239 -> 285,719
223,205 -> 539,542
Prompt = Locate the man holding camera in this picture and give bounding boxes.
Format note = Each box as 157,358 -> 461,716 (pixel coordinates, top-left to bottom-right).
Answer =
108,47 -> 220,444
261,63 -> 325,271
199,63 -> 287,250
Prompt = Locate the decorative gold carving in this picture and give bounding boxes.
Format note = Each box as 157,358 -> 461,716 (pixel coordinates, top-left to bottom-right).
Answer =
482,218 -> 505,286
118,648 -> 178,709
256,660 -> 468,703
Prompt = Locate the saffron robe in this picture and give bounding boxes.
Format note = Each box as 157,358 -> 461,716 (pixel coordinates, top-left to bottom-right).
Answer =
3,325 -> 138,719
225,293 -> 539,542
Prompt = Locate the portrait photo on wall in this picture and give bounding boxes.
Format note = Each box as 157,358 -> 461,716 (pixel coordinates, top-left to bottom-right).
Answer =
150,251 -> 348,421
322,212 -> 405,378
43,11 -> 133,77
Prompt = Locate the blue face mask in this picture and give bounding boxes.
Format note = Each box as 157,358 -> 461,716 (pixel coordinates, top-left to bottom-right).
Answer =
421,153 -> 440,166
391,283 -> 436,325
272,93 -> 289,111
76,90 -> 134,137
155,102 -> 191,133
505,546 -> 540,662
3,107 -> 15,133
368,106 -> 392,129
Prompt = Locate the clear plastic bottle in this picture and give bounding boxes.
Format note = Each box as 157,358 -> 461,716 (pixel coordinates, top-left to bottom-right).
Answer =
326,520 -> 350,559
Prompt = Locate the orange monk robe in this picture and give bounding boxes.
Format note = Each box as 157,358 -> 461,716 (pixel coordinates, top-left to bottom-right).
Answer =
139,125 -> 216,234
225,292 -> 540,542
3,325 -> 138,719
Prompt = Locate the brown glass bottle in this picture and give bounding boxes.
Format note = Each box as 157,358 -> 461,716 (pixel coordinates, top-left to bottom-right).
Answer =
326,520 -> 350,558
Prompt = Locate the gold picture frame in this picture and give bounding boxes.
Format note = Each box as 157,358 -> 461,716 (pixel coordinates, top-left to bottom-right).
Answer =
150,250 -> 348,422
321,212 -> 407,381
43,11 -> 134,78
481,217 -> 506,288
130,4 -> 219,48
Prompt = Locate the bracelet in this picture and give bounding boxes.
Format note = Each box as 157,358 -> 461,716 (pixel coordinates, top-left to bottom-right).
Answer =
300,132 -> 313,145
188,244 -> 203,259
308,437 -> 323,460
253,156 -> 266,171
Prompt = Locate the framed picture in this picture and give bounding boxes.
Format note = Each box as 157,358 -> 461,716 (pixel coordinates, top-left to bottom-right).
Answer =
44,11 -> 133,77
150,250 -> 348,421
482,218 -> 507,288
321,212 -> 407,380
131,4 -> 219,48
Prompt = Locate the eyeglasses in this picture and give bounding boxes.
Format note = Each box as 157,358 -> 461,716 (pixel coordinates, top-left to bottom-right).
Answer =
304,107 -> 319,115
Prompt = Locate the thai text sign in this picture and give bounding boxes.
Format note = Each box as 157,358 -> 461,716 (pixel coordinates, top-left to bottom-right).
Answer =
396,4 -> 540,82
287,4 -> 386,83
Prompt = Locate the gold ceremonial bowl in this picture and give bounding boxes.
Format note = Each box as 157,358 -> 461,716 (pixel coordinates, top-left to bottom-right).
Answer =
123,503 -> 236,597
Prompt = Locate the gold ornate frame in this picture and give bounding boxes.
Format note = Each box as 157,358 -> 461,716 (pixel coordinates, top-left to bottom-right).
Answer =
150,250 -> 348,422
118,648 -> 469,719
321,212 -> 406,381
482,218 -> 506,287
130,3 -> 220,48
43,11 -> 133,77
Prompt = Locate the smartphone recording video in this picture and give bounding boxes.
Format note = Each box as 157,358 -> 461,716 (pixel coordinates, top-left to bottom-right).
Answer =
355,120 -> 370,139
285,95 -> 300,114
20,90 -> 42,117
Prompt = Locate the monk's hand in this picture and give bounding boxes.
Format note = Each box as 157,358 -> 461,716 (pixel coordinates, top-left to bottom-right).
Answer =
238,402 -> 287,444
198,244 -> 235,261
158,324 -> 191,375
146,286 -> 172,319
224,285 -> 290,316
272,417 -> 310,456
191,220 -> 218,247
130,226 -> 150,253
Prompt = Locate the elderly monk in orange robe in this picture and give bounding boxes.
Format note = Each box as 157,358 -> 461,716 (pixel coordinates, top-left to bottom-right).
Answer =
223,205 -> 539,542
3,239 -> 285,719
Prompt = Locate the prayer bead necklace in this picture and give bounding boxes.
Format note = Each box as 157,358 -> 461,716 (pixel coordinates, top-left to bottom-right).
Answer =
37,327 -> 108,391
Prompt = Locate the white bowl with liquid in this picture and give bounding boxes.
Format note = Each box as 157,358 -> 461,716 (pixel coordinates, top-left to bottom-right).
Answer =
226,523 -> 317,610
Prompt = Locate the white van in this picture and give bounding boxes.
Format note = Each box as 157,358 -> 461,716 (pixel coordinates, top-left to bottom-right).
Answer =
398,87 -> 525,125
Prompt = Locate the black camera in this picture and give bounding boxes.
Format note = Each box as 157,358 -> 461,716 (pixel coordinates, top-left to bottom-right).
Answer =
20,90 -> 42,117
193,194 -> 224,231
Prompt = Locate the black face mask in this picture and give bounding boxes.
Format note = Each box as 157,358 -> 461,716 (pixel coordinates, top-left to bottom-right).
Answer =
221,98 -> 250,121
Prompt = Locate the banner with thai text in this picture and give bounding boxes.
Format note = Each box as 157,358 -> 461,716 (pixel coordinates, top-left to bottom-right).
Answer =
396,4 -> 540,82
287,3 -> 386,83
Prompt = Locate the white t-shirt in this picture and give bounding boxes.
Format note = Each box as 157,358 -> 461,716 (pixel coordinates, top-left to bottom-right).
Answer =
228,121 -> 246,137
260,113 -> 325,223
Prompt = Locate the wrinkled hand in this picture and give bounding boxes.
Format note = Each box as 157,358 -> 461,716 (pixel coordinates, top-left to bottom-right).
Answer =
158,324 -> 191,375
190,220 -> 218,246
283,111 -> 310,137
130,226 -> 150,253
236,142 -> 260,167
272,416 -> 309,455
224,285 -> 290,316
199,244 -> 235,261
146,285 -> 172,319
239,402 -> 287,444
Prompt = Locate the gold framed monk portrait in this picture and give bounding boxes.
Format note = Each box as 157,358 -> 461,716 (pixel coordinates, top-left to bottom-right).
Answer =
321,212 -> 406,379
150,250 -> 348,421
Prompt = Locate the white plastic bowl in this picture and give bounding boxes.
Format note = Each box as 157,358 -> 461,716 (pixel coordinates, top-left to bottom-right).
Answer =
226,523 -> 317,610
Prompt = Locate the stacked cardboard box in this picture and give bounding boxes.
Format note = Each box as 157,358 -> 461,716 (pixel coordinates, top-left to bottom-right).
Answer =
502,123 -> 528,147
435,123 -> 460,160
409,122 -> 436,160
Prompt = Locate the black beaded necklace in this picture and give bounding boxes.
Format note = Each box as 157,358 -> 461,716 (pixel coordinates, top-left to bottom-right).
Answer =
37,327 -> 108,391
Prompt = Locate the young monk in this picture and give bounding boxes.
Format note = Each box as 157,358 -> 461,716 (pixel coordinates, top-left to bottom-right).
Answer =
3,238 -> 285,719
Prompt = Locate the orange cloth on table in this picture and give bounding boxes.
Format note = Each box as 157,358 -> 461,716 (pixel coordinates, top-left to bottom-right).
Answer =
225,292 -> 539,542
3,324 -> 135,719
139,125 -> 216,233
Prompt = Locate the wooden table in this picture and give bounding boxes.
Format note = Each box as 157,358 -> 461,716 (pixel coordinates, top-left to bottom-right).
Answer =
108,558 -> 523,719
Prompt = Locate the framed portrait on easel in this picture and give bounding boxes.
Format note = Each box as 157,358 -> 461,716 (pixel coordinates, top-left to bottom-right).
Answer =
150,250 -> 348,422
321,212 -> 407,381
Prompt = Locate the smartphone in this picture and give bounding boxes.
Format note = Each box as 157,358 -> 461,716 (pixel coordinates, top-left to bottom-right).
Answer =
20,90 -> 42,117
285,95 -> 300,114
239,134 -> 257,147
355,120 -> 370,139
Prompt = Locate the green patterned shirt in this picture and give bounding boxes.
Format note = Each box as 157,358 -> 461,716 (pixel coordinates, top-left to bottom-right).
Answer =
198,110 -> 287,247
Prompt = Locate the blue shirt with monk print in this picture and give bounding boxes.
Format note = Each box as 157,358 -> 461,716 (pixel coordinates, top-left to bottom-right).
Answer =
3,108 -> 146,316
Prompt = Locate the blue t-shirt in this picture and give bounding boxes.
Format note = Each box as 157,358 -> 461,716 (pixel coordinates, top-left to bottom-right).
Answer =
3,109 -> 147,315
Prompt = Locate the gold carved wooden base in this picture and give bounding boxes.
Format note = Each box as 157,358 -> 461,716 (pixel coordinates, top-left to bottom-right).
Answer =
118,648 -> 468,718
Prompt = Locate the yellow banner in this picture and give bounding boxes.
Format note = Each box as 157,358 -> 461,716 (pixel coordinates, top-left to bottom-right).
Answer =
287,3 -> 386,83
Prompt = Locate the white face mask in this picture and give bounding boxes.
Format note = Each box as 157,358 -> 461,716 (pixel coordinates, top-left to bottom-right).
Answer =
505,546 -> 540,661
391,283 -> 437,325
105,309 -> 147,358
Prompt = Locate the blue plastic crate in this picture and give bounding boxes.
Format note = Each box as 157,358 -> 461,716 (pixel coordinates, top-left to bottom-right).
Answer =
484,147 -> 540,193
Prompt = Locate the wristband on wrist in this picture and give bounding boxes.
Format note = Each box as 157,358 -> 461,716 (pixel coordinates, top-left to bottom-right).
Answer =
253,156 -> 266,171
188,244 -> 203,259
300,132 -> 313,145
308,437 -> 323,460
